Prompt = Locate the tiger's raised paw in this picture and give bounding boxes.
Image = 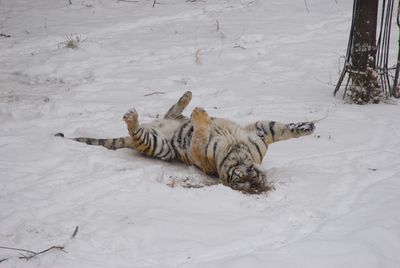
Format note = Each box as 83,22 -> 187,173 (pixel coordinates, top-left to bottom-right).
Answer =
178,91 -> 192,106
191,107 -> 210,125
123,108 -> 138,123
290,122 -> 315,136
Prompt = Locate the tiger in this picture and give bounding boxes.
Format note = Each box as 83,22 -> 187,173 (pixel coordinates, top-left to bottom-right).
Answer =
56,91 -> 315,194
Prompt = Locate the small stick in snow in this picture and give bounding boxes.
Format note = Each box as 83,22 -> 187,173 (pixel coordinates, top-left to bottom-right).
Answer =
152,0 -> 160,7
0,245 -> 65,261
303,0 -> 310,14
216,20 -> 219,31
19,246 -> 66,260
71,225 -> 79,239
195,49 -> 203,65
144,91 -> 166,97
233,44 -> 246,49
0,33 -> 11,38
0,246 -> 36,255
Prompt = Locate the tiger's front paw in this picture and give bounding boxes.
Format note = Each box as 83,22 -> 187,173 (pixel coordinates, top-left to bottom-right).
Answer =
291,122 -> 315,136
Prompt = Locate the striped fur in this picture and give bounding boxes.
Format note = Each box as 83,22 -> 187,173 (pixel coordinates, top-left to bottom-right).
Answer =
56,91 -> 315,194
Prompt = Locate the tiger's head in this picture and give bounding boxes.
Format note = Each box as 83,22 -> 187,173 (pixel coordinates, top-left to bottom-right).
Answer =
218,143 -> 270,194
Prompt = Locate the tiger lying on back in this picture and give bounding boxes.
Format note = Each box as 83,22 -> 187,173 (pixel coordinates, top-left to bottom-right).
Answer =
56,91 -> 315,194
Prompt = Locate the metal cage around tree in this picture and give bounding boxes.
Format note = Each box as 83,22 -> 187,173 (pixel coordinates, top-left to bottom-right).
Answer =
334,0 -> 400,102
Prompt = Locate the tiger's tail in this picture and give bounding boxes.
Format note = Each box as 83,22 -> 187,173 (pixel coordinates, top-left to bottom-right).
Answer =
55,133 -> 134,150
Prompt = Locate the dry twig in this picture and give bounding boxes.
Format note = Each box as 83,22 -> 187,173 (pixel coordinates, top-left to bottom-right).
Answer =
195,49 -> 203,65
144,91 -> 166,96
71,225 -> 79,239
0,33 -> 11,38
0,226 -> 78,263
0,246 -> 36,255
152,0 -> 160,7
0,245 -> 65,262
304,0 -> 310,13
19,246 -> 65,260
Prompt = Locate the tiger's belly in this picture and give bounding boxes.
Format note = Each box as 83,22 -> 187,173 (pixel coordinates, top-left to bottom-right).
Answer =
171,118 -> 267,176
189,134 -> 222,176
171,121 -> 220,176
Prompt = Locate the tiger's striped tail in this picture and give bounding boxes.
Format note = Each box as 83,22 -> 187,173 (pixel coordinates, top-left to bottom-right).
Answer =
55,133 -> 134,150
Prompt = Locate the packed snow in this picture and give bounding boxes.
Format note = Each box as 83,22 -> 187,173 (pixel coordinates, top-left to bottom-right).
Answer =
1,0 -> 400,267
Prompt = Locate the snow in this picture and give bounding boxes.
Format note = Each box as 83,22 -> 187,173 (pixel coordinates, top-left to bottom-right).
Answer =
1,0 -> 400,267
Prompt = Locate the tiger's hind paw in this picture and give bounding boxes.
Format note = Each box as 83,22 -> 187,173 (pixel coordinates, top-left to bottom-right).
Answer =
190,107 -> 209,123
123,109 -> 139,135
123,108 -> 138,123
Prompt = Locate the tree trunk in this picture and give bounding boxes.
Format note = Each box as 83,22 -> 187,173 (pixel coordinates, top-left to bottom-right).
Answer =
349,0 -> 380,104
392,0 -> 400,98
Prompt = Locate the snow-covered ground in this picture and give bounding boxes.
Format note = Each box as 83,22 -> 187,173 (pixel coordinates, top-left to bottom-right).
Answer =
1,0 -> 400,267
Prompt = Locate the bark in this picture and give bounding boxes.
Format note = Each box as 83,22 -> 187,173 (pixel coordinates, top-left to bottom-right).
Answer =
349,0 -> 380,103
392,0 -> 400,98
351,0 -> 378,70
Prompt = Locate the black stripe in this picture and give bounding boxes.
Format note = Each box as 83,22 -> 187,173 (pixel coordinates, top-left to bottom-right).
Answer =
269,121 -> 276,141
186,126 -> 194,138
159,147 -> 172,159
214,127 -> 222,136
143,134 -> 152,154
218,146 -> 233,170
212,142 -> 218,161
143,132 -> 149,145
171,140 -> 180,160
177,122 -> 189,144
226,166 -> 236,181
158,148 -> 171,159
204,133 -> 212,160
155,139 -> 165,157
255,122 -> 263,137
261,123 -> 267,135
132,128 -> 141,136
98,139 -> 106,146
133,128 -> 144,141
183,126 -> 193,149
151,133 -> 157,155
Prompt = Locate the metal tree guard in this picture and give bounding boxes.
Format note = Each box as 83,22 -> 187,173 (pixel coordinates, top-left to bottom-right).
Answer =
334,0 -> 398,99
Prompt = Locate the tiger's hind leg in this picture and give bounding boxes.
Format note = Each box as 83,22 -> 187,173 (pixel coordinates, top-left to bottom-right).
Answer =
188,107 -> 214,173
246,121 -> 315,144
164,91 -> 192,120
123,109 -> 176,161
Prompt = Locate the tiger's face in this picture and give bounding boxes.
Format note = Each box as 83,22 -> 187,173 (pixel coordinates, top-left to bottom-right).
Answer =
219,144 -> 269,194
